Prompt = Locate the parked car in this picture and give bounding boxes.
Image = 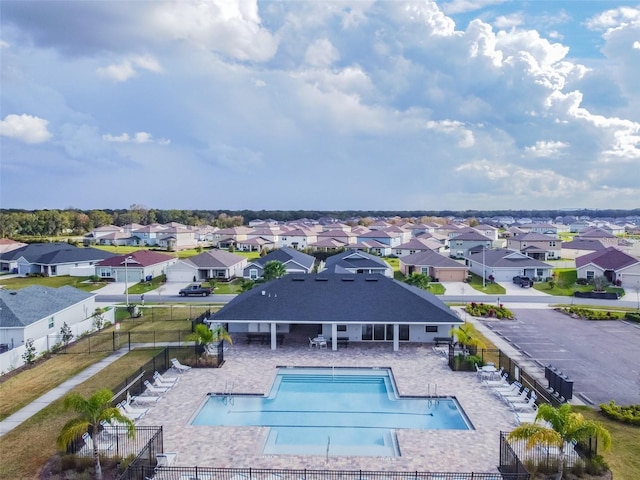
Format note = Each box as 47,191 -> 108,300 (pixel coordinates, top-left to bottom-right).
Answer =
179,283 -> 213,296
512,276 -> 532,287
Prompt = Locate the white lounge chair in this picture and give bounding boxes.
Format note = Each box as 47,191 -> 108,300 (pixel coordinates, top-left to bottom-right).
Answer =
144,380 -> 170,394
121,400 -> 149,416
308,337 -> 318,348
171,358 -> 192,373
500,387 -> 530,404
129,392 -> 161,404
117,402 -> 145,421
81,432 -> 113,455
154,370 -> 179,384
510,393 -> 538,411
483,372 -> 509,387
155,452 -> 178,470
492,381 -> 521,397
100,419 -> 131,438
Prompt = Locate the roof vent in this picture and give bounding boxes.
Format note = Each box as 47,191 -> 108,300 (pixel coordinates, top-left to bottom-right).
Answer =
315,277 -> 328,282
10,291 -> 17,295
261,290 -> 266,296
292,277 -> 305,282
342,276 -> 355,282
365,277 -> 379,282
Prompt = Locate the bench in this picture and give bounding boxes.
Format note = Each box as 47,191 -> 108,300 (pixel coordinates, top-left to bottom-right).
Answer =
246,333 -> 285,346
434,336 -> 453,346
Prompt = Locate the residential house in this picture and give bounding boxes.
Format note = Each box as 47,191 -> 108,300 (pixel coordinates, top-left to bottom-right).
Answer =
279,228 -> 318,250
95,251 -> 177,283
575,247 -> 640,288
0,238 -> 27,255
0,243 -> 116,276
166,250 -> 247,282
399,251 -> 469,282
393,238 -> 441,257
466,248 -> 553,282
0,286 -> 98,370
561,239 -> 606,260
235,236 -> 276,253
155,225 -> 198,251
577,228 -> 619,247
210,273 -> 464,351
243,247 -> 316,280
309,229 -> 357,251
355,230 -> 404,252
214,226 -> 253,249
516,223 -> 559,236
449,231 -> 493,259
473,224 -> 500,242
506,233 -> 561,261
321,250 -> 393,277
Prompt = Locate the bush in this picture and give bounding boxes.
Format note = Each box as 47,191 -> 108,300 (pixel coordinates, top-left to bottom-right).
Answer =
465,302 -> 515,319
561,306 -> 623,320
599,400 -> 640,425
624,312 -> 640,323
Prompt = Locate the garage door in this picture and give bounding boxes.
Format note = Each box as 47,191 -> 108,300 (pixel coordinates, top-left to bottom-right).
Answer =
436,270 -> 466,282
167,269 -> 197,283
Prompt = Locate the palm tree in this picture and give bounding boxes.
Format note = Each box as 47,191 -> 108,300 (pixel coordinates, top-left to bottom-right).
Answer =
449,321 -> 486,353
263,260 -> 287,281
57,389 -> 135,480
188,323 -> 233,355
507,403 -> 611,480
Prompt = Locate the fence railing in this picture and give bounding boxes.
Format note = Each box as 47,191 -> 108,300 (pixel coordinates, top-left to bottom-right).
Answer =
120,466 -> 529,480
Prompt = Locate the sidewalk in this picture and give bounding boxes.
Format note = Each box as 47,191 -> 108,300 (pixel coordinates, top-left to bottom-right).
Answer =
0,349 -> 129,437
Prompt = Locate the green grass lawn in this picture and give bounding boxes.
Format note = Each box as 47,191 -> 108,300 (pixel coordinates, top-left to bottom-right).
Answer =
0,275 -> 104,292
127,275 -> 168,294
467,273 -> 506,294
214,279 -> 245,294
426,283 -> 446,295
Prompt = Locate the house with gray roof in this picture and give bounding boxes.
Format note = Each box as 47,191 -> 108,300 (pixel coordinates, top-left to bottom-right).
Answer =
243,247 -> 316,280
399,251 -> 469,282
506,233 -> 561,261
466,248 -> 553,283
0,243 -> 116,276
449,231 -> 493,259
321,250 -> 393,277
575,247 -> 640,288
210,273 -> 463,350
561,238 -> 606,260
0,286 -> 97,370
166,249 -> 247,282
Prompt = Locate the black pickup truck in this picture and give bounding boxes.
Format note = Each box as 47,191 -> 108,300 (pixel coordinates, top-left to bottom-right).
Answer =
512,276 -> 532,288
179,283 -> 213,296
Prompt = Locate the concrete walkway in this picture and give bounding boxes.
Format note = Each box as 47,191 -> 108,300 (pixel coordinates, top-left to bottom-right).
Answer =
0,349 -> 129,437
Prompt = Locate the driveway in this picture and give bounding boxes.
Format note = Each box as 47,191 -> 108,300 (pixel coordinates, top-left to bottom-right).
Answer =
440,282 -> 488,296
498,281 -> 551,296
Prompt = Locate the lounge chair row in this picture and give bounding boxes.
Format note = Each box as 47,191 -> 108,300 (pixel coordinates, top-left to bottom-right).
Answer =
481,373 -> 539,423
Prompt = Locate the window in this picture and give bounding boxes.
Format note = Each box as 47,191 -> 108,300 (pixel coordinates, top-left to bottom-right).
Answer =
425,325 -> 438,333
249,269 -> 258,280
337,324 -> 347,332
549,241 -> 556,247
48,317 -> 55,329
586,270 -> 595,280
536,269 -> 544,277
361,324 -> 409,341
421,267 -> 429,274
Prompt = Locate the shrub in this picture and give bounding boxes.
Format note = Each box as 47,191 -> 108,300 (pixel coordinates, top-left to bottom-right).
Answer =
599,400 -> 640,425
624,312 -> 640,323
22,338 -> 37,365
465,302 -> 515,319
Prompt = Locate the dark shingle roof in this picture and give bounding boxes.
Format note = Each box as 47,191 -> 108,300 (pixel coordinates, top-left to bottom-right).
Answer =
0,243 -> 116,264
324,251 -> 390,272
251,247 -> 315,270
575,246 -> 639,270
401,250 -> 468,268
562,239 -> 605,251
211,274 -> 462,325
0,286 -> 95,327
184,250 -> 246,268
467,248 -> 552,268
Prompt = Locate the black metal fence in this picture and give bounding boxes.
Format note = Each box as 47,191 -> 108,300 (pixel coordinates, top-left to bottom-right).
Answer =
503,431 -> 599,477
70,426 -> 162,461
121,466 -> 530,480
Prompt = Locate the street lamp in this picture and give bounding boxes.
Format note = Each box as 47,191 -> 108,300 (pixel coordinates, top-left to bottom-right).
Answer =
124,255 -> 133,306
482,245 -> 486,289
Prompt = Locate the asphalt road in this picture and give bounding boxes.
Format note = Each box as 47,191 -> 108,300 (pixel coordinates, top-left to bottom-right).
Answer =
485,308 -> 640,406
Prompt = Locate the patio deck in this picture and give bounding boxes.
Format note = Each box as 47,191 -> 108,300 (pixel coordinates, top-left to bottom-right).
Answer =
137,342 -> 518,473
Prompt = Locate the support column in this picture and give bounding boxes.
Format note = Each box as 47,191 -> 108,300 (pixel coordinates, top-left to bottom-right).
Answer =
331,323 -> 338,351
271,322 -> 277,350
393,324 -> 399,352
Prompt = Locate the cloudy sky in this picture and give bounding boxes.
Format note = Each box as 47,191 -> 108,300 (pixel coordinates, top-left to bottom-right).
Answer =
1,1 -> 639,212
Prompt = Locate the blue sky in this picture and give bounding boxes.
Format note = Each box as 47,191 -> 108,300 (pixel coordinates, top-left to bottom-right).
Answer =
1,1 -> 639,211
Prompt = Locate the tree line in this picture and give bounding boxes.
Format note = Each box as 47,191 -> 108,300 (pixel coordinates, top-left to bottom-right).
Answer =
1,207 -> 638,239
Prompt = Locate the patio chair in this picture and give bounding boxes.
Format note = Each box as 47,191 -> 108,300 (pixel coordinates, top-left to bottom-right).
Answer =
155,452 -> 178,470
100,419 -> 130,438
482,372 -> 509,387
81,432 -> 113,455
171,358 -> 192,373
308,337 -> 318,348
144,380 -> 170,394
510,392 -> 538,411
154,370 -> 179,384
128,391 -> 161,404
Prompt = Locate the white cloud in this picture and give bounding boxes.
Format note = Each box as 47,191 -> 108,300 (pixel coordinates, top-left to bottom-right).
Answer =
493,14 -> 523,29
304,38 -> 340,67
425,120 -> 475,147
585,6 -> 640,31
0,114 -> 52,143
103,131 -> 170,145
524,140 -> 569,157
97,54 -> 162,82
149,0 -> 278,62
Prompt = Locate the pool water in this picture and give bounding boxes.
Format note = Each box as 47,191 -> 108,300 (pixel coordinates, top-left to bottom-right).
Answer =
191,367 -> 471,456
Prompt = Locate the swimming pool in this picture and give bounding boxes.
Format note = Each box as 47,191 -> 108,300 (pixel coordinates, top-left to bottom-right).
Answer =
191,367 -> 472,456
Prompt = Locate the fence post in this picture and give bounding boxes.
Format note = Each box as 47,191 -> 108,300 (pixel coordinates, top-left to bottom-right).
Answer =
113,331 -> 116,351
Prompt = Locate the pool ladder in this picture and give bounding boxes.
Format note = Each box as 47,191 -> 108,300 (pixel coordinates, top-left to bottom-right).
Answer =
223,380 -> 235,406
